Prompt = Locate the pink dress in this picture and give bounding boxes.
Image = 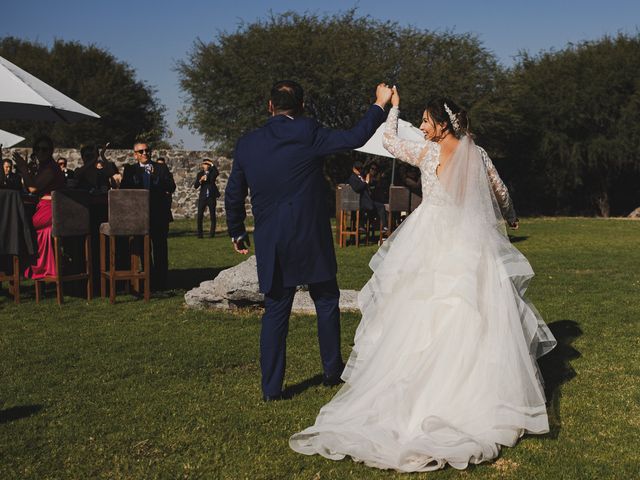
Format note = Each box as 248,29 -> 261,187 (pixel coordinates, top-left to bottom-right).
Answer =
24,161 -> 65,279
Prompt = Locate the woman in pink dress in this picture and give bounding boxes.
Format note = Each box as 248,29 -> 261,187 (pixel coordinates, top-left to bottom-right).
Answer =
13,135 -> 65,279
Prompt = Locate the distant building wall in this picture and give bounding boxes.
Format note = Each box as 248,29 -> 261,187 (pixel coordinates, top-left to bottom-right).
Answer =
2,148 -> 250,219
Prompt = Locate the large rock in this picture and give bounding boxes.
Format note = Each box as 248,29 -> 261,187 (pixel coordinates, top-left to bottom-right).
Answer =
184,255 -> 360,313
628,207 -> 640,218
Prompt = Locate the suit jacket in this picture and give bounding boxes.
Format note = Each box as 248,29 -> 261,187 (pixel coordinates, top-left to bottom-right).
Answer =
61,168 -> 74,180
194,168 -> 220,202
75,161 -> 119,192
348,172 -> 374,211
0,171 -> 23,191
225,104 -> 386,293
121,161 -> 177,227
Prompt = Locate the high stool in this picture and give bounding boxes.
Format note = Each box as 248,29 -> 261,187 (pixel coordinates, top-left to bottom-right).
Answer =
1,188 -> 37,304
0,255 -> 20,304
337,184 -> 362,247
380,186 -> 410,244
99,189 -> 150,303
35,190 -> 92,305
410,192 -> 422,212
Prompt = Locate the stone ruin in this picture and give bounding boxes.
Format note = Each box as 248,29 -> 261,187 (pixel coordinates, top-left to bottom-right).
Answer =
184,255 -> 359,313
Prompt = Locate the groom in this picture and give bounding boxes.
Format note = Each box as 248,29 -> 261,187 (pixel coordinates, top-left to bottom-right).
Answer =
225,80 -> 392,401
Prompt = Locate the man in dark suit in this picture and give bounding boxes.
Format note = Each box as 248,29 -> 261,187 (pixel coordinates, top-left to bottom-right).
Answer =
225,80 -> 392,401
1,159 -> 22,190
348,161 -> 388,230
121,142 -> 176,291
56,157 -> 74,183
193,159 -> 220,238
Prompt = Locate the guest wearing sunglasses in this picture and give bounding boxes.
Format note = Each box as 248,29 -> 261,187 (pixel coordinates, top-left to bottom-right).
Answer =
12,135 -> 65,279
56,157 -> 75,183
121,142 -> 176,290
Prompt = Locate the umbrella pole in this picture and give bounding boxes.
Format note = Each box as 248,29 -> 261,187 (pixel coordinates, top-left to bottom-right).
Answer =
391,158 -> 396,185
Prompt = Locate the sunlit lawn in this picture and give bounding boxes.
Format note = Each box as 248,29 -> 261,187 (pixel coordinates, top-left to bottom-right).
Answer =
1,217 -> 639,479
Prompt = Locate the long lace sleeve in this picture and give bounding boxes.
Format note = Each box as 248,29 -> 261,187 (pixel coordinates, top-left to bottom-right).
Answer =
478,147 -> 517,225
382,107 -> 428,166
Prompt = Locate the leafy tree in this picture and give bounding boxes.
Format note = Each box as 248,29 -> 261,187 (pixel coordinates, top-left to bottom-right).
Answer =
177,10 -> 505,185
504,34 -> 640,216
0,37 -> 168,148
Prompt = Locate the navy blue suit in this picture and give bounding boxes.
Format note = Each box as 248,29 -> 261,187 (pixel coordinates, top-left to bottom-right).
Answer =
225,104 -> 385,397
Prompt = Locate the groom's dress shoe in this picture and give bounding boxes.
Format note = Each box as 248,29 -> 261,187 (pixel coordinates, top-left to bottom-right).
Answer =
263,393 -> 286,402
322,374 -> 344,387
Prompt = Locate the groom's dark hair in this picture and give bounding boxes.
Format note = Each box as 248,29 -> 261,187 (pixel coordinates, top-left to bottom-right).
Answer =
270,80 -> 304,116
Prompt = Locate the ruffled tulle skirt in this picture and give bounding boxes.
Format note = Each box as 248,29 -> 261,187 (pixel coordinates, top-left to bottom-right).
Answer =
290,202 -> 556,472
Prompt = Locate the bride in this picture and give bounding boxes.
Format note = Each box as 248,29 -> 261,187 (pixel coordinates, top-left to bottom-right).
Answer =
289,87 -> 557,472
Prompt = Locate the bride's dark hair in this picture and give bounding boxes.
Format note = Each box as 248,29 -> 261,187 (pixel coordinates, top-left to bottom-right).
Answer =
424,98 -> 470,141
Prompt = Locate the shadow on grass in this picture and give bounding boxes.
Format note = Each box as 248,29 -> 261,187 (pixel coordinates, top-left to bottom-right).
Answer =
283,374 -> 324,399
0,405 -> 43,424
539,319 -> 582,439
168,227 -> 230,238
168,266 -> 231,291
508,235 -> 529,243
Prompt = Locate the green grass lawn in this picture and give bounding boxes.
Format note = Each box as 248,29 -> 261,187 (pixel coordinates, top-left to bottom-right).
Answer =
1,218 -> 639,479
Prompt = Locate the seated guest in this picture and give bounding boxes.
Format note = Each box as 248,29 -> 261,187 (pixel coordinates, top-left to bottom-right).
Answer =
348,160 -> 387,231
74,144 -> 121,193
121,142 -> 176,291
193,159 -> 220,238
12,135 -> 65,279
0,158 -> 23,190
367,161 -> 391,216
57,157 -> 74,183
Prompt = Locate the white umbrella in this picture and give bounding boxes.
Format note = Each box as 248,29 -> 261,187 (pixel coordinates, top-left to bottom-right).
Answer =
0,55 -> 100,122
356,118 -> 425,183
0,128 -> 25,148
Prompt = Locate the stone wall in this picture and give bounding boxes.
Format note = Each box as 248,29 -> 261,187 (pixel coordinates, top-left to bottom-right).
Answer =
2,147 -> 250,219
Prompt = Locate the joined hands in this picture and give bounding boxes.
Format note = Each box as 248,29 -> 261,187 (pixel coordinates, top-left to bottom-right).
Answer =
374,84 -> 400,109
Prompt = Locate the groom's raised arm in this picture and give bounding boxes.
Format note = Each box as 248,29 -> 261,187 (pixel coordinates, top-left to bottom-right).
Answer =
313,84 -> 392,156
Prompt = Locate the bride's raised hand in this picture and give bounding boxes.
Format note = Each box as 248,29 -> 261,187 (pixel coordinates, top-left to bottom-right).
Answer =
391,86 -> 400,107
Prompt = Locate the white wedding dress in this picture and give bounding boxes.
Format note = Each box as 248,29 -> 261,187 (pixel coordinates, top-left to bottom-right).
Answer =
289,107 -> 557,472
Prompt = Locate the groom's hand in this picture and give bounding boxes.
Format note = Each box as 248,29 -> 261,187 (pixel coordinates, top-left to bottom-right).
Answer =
375,83 -> 393,108
232,234 -> 250,255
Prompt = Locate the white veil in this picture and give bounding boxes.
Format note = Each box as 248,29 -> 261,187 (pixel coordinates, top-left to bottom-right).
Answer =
439,136 -> 556,359
438,135 -> 507,239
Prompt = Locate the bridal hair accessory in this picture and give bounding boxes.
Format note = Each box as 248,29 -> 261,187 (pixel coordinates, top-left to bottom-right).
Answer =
444,103 -> 460,133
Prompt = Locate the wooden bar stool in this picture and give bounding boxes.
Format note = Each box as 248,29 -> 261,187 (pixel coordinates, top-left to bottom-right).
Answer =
410,192 -> 422,212
381,186 -> 410,244
35,190 -> 92,305
0,255 -> 20,304
0,188 -> 36,304
99,189 -> 150,303
337,184 -> 362,247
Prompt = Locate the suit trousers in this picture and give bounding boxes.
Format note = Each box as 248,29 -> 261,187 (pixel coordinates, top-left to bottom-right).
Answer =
260,260 -> 344,397
129,222 -> 169,291
150,223 -> 169,291
196,197 -> 217,237
360,201 -> 388,229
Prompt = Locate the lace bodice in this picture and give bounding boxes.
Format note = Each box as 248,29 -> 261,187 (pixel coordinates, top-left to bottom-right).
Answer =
382,107 -> 517,223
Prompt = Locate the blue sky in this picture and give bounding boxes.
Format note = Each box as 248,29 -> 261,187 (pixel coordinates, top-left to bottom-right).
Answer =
3,0 -> 639,149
